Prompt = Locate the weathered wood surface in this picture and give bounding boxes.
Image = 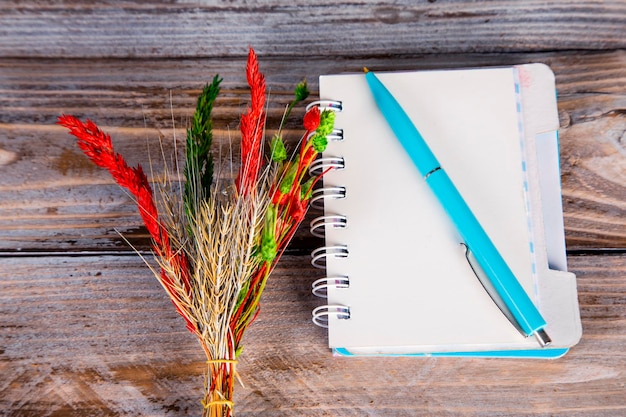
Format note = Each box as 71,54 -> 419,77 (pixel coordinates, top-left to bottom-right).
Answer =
0,1 -> 625,416
1,52 -> 625,252
0,1 -> 624,59
1,254 -> 625,416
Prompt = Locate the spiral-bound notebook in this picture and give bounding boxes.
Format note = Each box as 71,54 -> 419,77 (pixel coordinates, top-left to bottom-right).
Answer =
308,64 -> 582,358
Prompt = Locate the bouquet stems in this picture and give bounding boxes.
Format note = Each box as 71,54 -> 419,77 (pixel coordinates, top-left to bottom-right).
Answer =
203,358 -> 236,417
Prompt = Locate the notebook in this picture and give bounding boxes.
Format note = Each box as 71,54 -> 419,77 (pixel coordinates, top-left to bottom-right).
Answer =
308,64 -> 582,358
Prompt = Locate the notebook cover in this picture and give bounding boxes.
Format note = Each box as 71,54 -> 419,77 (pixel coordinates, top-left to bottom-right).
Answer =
313,64 -> 581,356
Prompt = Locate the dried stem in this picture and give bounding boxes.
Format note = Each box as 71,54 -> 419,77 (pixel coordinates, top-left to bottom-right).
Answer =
202,360 -> 236,417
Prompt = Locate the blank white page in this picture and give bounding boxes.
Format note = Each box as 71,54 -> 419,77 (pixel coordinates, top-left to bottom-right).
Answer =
319,68 -> 537,351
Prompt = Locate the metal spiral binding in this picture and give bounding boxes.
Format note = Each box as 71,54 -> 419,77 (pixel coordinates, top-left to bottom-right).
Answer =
308,98 -> 350,328
305,128 -> 344,143
309,214 -> 348,238
310,186 -> 346,210
306,99 -> 343,112
312,304 -> 351,328
310,245 -> 349,269
327,128 -> 344,142
308,156 -> 345,176
311,276 -> 350,298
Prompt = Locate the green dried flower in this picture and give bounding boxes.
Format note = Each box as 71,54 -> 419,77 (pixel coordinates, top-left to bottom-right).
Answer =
184,74 -> 222,217
260,205 -> 278,262
312,134 -> 328,152
294,79 -> 310,102
300,177 -> 315,200
317,109 -> 335,137
279,162 -> 298,195
270,134 -> 287,162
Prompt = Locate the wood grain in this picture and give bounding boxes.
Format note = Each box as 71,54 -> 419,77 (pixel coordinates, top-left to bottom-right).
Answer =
0,52 -> 624,251
0,1 -> 624,415
1,254 -> 624,416
0,1 -> 624,59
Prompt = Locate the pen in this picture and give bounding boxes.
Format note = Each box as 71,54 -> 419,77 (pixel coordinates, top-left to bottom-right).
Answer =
364,68 -> 551,347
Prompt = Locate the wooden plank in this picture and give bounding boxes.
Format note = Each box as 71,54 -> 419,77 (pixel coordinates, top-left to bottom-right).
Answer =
0,1 -> 624,59
1,253 -> 624,416
0,51 -> 624,251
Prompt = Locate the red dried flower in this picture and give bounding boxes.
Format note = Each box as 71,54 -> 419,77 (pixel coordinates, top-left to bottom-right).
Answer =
237,47 -> 266,195
289,194 -> 307,222
303,106 -> 321,131
57,115 -> 196,334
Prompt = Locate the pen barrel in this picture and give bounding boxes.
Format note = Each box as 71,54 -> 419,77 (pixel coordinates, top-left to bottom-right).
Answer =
365,71 -> 440,176
426,169 -> 547,336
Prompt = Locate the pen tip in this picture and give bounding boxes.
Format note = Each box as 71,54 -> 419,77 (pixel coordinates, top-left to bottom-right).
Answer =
534,329 -> 552,347
363,67 -> 370,73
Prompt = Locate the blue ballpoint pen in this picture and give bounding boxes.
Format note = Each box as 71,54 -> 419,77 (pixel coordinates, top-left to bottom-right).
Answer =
364,68 -> 551,347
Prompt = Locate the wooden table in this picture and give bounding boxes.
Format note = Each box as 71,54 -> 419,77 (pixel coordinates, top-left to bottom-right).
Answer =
1,2 -> 624,416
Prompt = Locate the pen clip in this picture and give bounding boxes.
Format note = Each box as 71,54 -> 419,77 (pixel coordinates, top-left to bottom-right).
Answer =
461,243 -> 527,337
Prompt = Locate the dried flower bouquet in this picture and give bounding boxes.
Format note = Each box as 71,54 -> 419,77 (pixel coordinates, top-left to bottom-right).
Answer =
58,48 -> 335,417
